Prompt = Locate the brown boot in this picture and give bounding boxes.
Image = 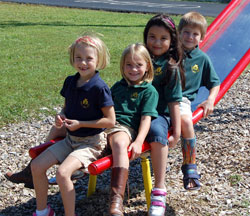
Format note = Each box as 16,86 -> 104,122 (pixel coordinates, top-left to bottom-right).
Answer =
109,167 -> 128,216
4,160 -> 34,189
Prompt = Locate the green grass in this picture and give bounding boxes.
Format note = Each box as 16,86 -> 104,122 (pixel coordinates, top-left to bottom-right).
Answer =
241,199 -> 249,208
0,2 -> 214,127
229,174 -> 242,186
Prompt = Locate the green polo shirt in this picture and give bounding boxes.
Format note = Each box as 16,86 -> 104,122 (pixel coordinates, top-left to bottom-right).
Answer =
152,55 -> 182,115
111,79 -> 158,131
183,46 -> 220,101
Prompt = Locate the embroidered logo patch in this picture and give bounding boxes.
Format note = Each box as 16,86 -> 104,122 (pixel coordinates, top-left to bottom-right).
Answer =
131,92 -> 138,99
155,67 -> 162,76
81,98 -> 89,108
192,64 -> 199,73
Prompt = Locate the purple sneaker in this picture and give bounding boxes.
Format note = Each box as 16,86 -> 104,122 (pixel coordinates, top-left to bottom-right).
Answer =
148,188 -> 167,216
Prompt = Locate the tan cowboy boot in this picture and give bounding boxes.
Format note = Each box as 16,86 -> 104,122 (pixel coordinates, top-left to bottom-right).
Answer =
109,167 -> 128,216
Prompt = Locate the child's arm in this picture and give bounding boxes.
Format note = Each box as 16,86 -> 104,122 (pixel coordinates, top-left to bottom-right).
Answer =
55,102 -> 66,128
197,85 -> 220,118
45,125 -> 67,142
128,115 -> 151,160
168,101 -> 181,148
64,106 -> 116,131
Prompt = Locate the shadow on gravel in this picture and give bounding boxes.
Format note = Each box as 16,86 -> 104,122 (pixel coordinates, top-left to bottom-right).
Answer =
213,107 -> 250,120
194,107 -> 250,132
0,156 -> 177,216
0,194 -> 55,216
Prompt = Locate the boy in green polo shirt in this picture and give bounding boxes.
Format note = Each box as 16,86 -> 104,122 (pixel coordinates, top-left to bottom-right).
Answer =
106,43 -> 158,215
178,12 -> 220,190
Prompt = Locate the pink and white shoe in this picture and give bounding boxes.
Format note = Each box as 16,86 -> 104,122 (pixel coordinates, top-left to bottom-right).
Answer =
32,205 -> 55,216
148,188 -> 167,216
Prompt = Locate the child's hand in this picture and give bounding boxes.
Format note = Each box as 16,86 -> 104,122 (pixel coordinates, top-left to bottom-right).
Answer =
197,99 -> 214,118
64,119 -> 80,131
168,135 -> 179,148
128,141 -> 143,161
55,114 -> 66,128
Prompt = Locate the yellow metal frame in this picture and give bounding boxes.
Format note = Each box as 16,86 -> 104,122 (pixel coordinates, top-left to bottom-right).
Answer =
87,174 -> 97,197
141,156 -> 152,210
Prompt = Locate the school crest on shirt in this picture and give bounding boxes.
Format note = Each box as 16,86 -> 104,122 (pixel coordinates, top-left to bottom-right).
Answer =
131,92 -> 138,100
155,67 -> 162,76
81,98 -> 90,108
192,64 -> 200,73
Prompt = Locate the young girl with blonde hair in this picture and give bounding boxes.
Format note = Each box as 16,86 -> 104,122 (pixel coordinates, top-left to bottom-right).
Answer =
107,43 -> 158,216
31,33 -> 115,216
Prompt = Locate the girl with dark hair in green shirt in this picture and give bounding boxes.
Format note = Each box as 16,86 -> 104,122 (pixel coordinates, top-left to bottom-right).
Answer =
144,14 -> 184,216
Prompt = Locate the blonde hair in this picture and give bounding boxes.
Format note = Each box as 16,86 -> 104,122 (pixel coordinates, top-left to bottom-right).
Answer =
120,43 -> 154,84
178,12 -> 207,40
69,32 -> 110,70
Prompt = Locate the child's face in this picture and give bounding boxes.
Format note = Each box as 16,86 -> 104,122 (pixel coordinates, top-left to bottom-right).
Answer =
73,43 -> 98,81
123,53 -> 148,85
146,25 -> 171,57
179,25 -> 202,51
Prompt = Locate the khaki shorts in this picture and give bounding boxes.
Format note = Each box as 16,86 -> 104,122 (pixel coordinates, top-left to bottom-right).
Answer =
46,132 -> 107,173
180,97 -> 192,117
105,122 -> 137,142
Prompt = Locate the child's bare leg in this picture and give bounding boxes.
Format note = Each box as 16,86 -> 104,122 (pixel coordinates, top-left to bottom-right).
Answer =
56,155 -> 82,216
31,150 -> 58,210
148,142 -> 168,216
181,114 -> 195,139
109,131 -> 130,168
150,142 -> 168,189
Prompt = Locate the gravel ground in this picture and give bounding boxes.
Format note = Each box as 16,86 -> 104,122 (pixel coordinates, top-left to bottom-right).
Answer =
0,69 -> 249,216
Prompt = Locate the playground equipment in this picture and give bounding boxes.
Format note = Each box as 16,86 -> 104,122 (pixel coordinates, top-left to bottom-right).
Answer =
29,0 -> 250,210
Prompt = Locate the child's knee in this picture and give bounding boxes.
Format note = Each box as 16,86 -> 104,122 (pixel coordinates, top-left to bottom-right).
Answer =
31,159 -> 44,175
112,140 -> 129,154
181,115 -> 193,129
56,167 -> 70,184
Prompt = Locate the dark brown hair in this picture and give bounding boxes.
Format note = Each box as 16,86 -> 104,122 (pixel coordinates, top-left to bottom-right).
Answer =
144,14 -> 185,89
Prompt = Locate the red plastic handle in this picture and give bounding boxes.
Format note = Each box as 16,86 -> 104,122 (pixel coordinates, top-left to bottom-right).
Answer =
88,141 -> 151,175
29,137 -> 64,159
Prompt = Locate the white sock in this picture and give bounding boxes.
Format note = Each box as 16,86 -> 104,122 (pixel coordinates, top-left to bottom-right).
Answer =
153,187 -> 166,192
36,206 -> 49,216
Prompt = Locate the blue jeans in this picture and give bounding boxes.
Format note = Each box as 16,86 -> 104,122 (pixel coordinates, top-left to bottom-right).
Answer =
146,115 -> 171,146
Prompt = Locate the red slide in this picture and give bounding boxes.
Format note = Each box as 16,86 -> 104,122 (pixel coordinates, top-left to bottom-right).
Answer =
88,0 -> 250,175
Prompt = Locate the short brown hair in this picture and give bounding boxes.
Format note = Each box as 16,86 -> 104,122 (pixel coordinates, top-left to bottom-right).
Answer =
178,12 -> 207,40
